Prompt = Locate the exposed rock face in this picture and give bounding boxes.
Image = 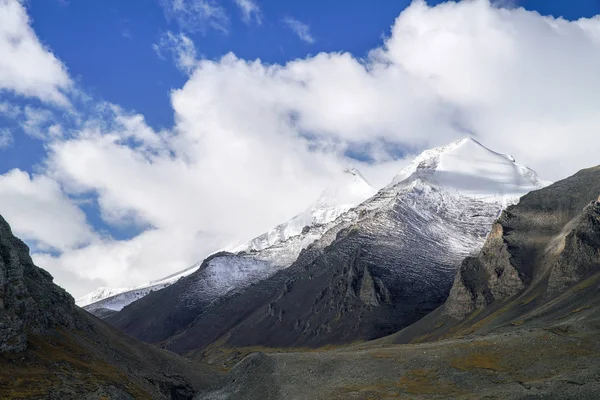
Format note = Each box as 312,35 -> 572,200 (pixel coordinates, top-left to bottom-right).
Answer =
148,186 -> 512,353
445,166 -> 600,320
0,215 -> 76,353
548,200 -> 600,293
0,214 -> 220,398
445,223 -> 525,319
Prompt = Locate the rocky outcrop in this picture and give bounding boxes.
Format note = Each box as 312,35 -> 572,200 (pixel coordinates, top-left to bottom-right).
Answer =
444,166 -> 600,320
0,215 -> 77,353
445,223 -> 525,319
337,247 -> 392,308
0,214 -> 220,398
548,200 -> 600,293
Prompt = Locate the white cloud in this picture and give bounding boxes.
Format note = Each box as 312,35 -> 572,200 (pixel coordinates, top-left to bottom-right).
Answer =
234,0 -> 261,25
0,0 -> 72,105
160,0 -> 229,34
0,101 -> 21,118
283,16 -> 315,43
20,106 -> 62,139
0,128 -> 12,148
376,0 -> 600,178
3,0 -> 600,299
34,227 -> 226,298
153,32 -> 198,75
0,169 -> 95,252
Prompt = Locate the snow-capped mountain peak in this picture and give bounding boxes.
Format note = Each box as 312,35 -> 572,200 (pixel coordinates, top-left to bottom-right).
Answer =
391,137 -> 545,199
80,138 -> 548,318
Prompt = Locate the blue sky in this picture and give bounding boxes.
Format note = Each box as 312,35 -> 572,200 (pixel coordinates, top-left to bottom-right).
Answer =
3,0 -> 595,172
20,0 -> 600,133
1,0 -> 600,297
3,0 -> 599,175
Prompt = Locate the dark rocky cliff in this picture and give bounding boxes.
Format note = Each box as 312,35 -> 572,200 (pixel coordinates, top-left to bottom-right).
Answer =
444,166 -> 600,320
0,215 -> 219,399
0,215 -> 78,353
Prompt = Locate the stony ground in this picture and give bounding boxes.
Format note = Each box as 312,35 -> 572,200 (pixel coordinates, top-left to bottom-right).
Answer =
194,266 -> 600,400
195,324 -> 600,400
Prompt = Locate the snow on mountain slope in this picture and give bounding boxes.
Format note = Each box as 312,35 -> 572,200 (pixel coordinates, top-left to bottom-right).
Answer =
80,168 -> 376,315
78,262 -> 202,312
390,137 -> 545,199
278,137 -> 548,284
86,138 -> 547,321
238,168 -> 376,252
108,137 -> 550,350
76,287 -> 133,308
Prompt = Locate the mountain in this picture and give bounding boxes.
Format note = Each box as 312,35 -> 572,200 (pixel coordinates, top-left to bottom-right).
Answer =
77,263 -> 202,318
106,138 -> 545,354
384,164 -> 600,344
237,168 -> 377,252
0,215 -> 219,399
196,166 -> 600,400
80,168 -> 376,318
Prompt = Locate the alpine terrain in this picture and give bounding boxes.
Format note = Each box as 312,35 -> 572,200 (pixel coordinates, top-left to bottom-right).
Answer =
106,138 -> 545,355
196,165 -> 600,400
79,168 -> 376,318
0,215 -> 220,399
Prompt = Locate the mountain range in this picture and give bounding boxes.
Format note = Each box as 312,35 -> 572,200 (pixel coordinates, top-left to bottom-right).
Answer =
77,167 -> 377,317
2,137 -> 599,399
103,138 -> 545,352
198,165 -> 600,400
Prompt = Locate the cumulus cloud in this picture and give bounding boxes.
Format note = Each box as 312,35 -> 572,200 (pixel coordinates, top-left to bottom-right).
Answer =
2,0 -> 600,298
20,106 -> 63,139
283,16 -> 315,43
0,0 -> 72,105
160,0 -> 229,34
377,0 -> 600,177
234,0 -> 261,25
34,227 -> 226,298
0,169 -> 95,251
153,32 -> 198,74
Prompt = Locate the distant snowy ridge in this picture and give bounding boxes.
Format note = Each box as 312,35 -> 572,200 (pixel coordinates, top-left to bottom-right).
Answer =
81,138 -> 548,316
77,262 -> 202,309
76,287 -> 133,308
236,168 -> 376,252
79,168 -> 377,312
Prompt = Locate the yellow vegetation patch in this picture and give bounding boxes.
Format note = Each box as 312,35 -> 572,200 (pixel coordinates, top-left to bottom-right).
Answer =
331,368 -> 465,399
397,368 -> 464,396
0,332 -> 151,400
449,351 -> 505,372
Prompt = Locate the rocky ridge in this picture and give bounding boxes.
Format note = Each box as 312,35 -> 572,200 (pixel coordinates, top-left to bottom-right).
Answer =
107,138 -> 545,354
0,215 -> 219,399
195,167 -> 600,400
